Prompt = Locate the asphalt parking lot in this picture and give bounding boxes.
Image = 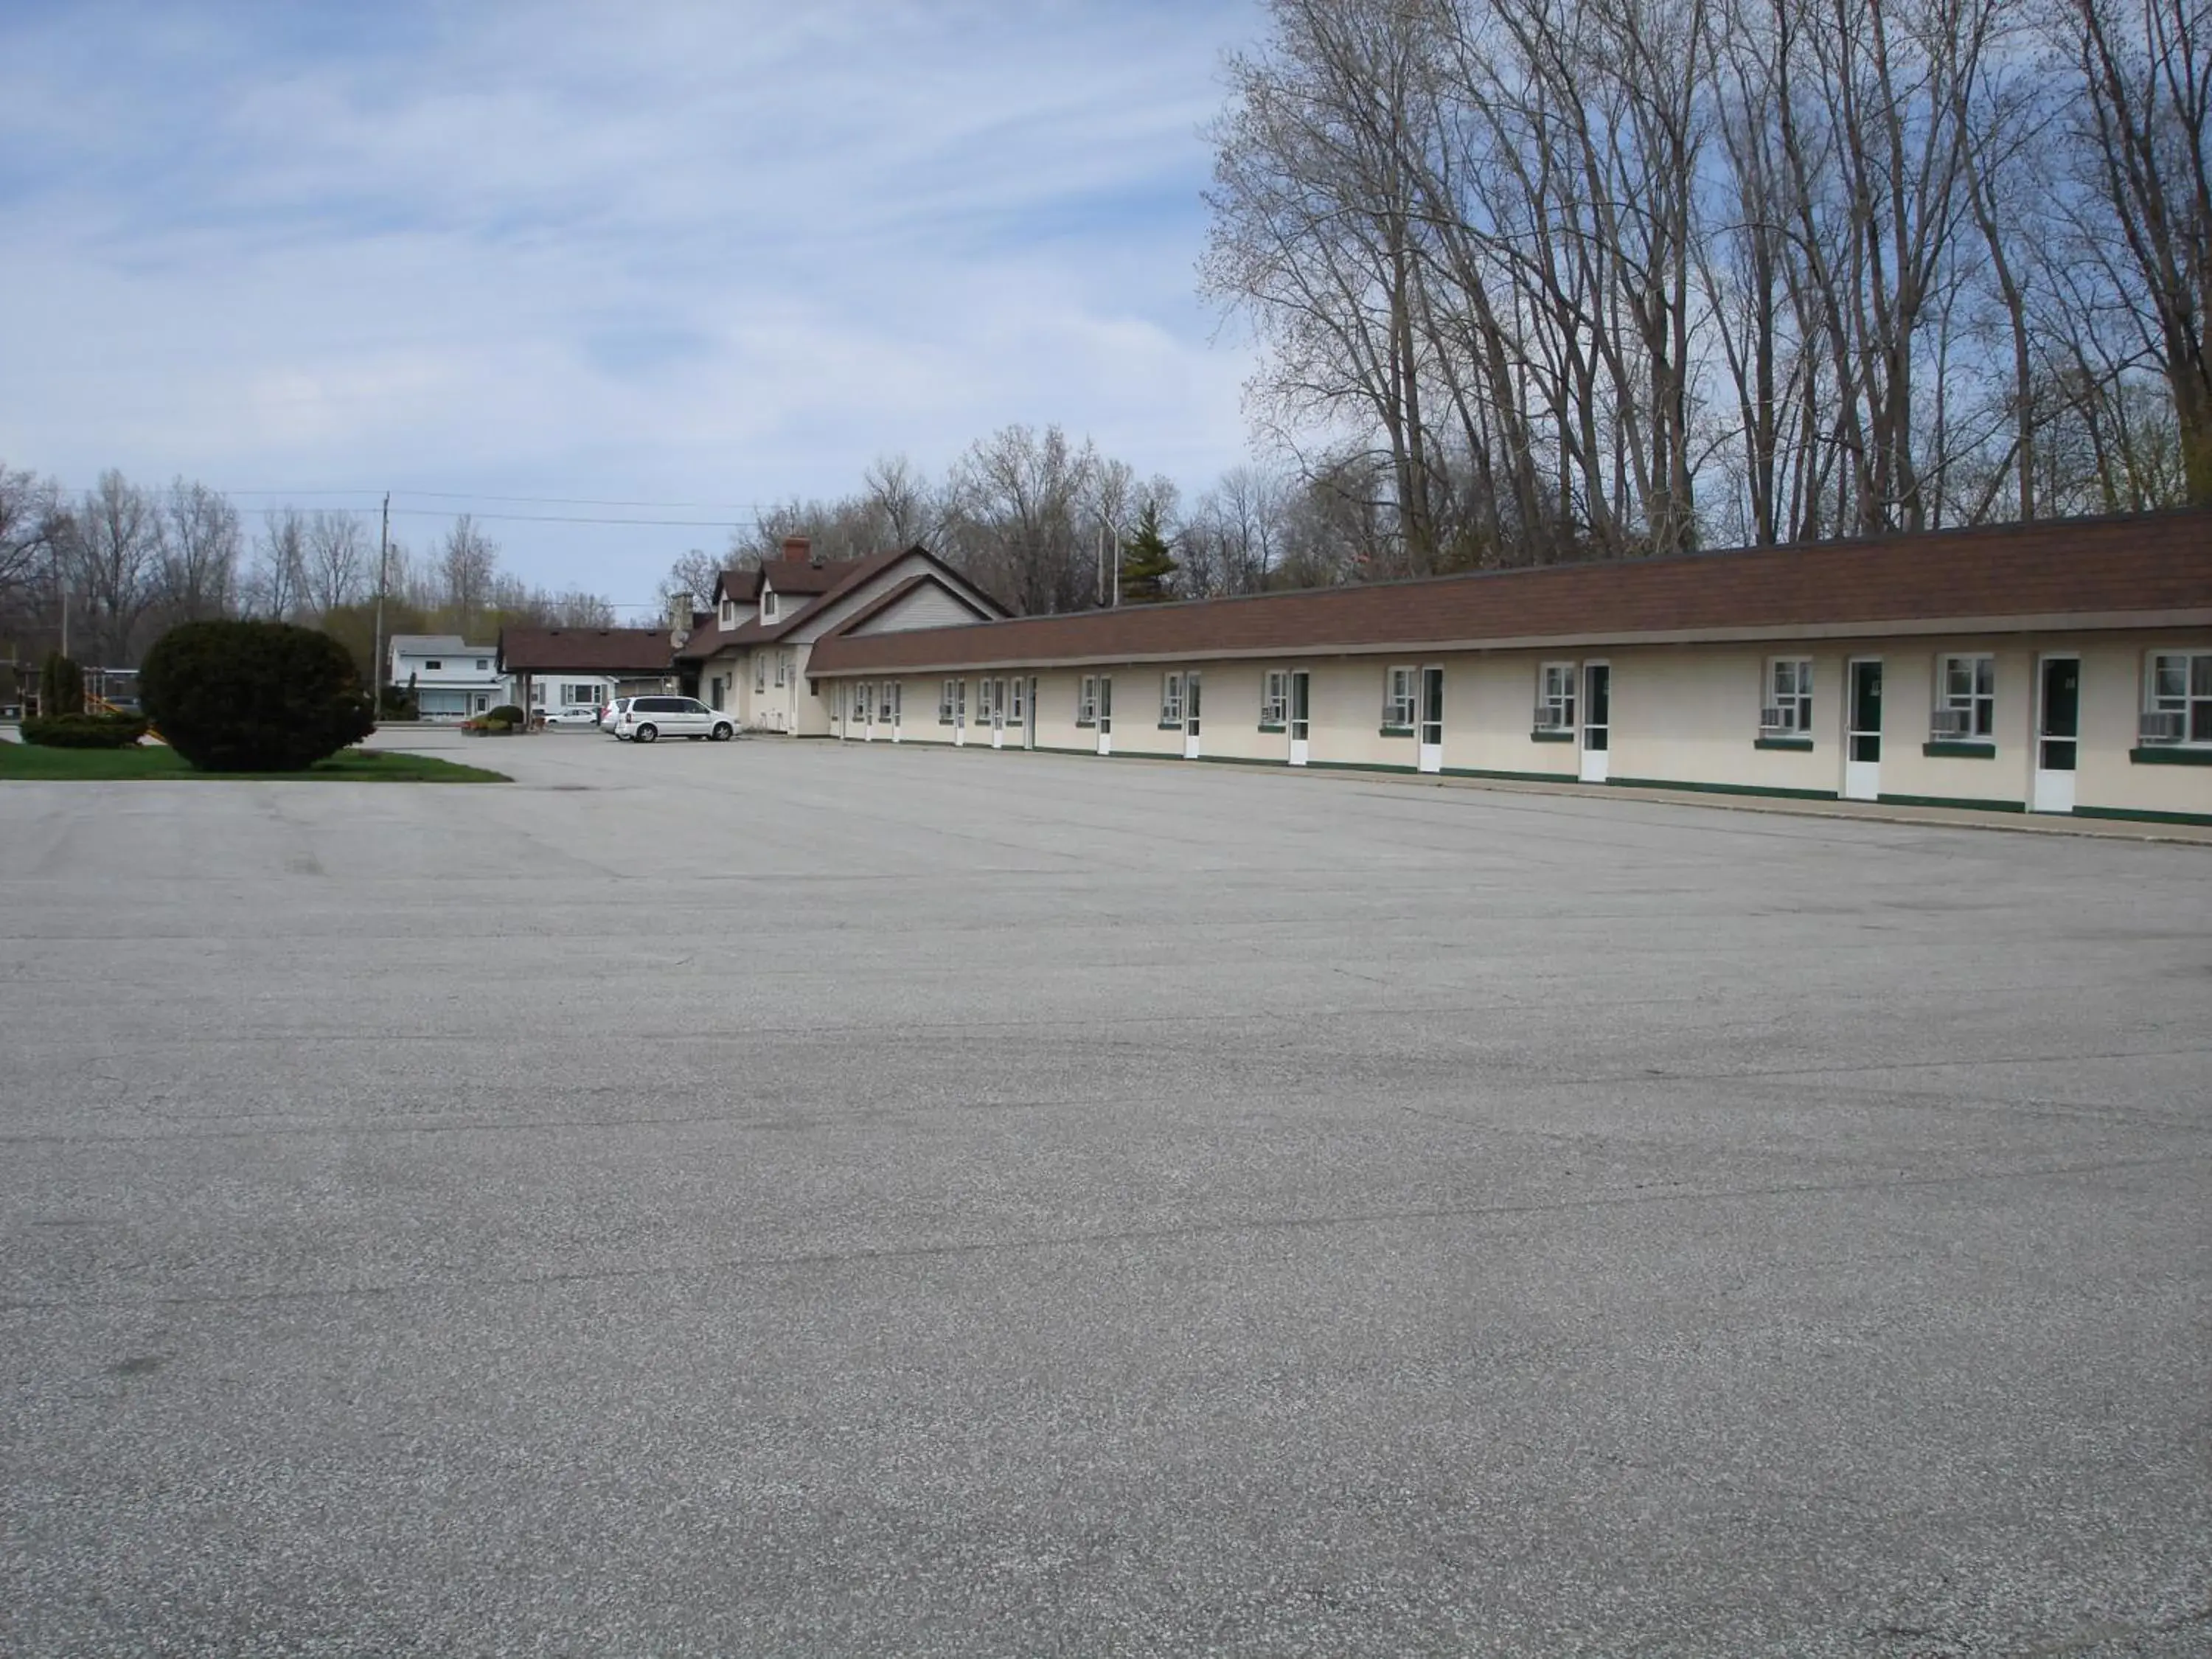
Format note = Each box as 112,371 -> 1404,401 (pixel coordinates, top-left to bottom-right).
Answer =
4,728 -> 2208,1656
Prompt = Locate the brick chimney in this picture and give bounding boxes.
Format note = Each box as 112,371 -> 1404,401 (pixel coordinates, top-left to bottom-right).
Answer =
781,535 -> 812,564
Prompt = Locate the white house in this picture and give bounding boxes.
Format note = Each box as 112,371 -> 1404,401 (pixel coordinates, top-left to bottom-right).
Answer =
388,635 -> 515,721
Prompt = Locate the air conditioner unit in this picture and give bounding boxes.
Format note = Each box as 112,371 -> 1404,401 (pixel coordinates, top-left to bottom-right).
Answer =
1534,706 -> 1566,730
2138,709 -> 2186,742
1759,706 -> 1792,732
1929,707 -> 1973,738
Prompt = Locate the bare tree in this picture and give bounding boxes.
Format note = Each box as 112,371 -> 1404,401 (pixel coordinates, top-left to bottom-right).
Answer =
0,461 -> 59,615
244,508 -> 310,621
438,515 -> 499,630
942,424 -> 1101,614
159,479 -> 241,622
55,470 -> 165,664
302,509 -> 368,617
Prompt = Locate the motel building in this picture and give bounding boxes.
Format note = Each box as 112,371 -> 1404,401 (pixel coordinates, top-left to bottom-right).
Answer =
792,510 -> 2211,828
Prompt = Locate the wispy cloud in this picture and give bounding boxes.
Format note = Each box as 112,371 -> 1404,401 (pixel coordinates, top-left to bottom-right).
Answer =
0,0 -> 1260,601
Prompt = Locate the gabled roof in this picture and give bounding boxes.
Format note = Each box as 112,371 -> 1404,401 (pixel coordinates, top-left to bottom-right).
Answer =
498,626 -> 675,674
804,509 -> 2212,676
713,568 -> 762,606
684,544 -> 1006,654
813,571 -> 999,642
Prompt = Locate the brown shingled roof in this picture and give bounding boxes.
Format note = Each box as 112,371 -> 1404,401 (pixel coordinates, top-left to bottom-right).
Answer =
498,626 -> 675,674
806,511 -> 2212,676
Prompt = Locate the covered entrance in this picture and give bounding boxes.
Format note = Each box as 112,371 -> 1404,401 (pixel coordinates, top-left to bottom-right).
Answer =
2033,654 -> 2079,813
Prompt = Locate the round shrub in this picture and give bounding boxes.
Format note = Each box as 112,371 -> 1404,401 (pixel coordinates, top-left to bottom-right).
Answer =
21,712 -> 149,748
140,620 -> 375,773
487,704 -> 526,725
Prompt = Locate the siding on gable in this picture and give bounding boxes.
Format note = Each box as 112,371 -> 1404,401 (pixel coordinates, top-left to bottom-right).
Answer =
852,582 -> 987,635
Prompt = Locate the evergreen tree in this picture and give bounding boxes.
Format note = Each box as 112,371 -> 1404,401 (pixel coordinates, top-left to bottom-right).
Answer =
1117,501 -> 1179,605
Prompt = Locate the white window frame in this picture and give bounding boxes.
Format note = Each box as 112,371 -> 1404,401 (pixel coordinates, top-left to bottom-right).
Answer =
880,682 -> 897,724
2147,650 -> 2212,745
1763,658 -> 1812,735
956,679 -> 967,727
1261,669 -> 1288,728
939,678 -> 957,725
1010,677 -> 1025,721
1935,653 -> 1996,741
1077,676 -> 1099,727
754,655 -> 766,694
1161,672 -> 1186,727
720,599 -> 735,627
762,591 -> 779,621
1536,663 -> 1576,731
1382,665 -> 1417,731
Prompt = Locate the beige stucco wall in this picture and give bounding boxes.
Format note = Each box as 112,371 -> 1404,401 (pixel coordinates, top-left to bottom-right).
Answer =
803,627 -> 2211,820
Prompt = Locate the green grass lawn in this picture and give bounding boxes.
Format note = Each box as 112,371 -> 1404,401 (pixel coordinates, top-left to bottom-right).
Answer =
0,743 -> 508,782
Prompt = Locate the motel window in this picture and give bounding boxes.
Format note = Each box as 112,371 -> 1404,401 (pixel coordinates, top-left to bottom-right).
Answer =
881,683 -> 897,723
939,679 -> 957,724
1382,666 -> 1417,731
1260,670 -> 1287,728
1161,672 -> 1186,728
855,681 -> 872,720
1536,663 -> 1576,731
975,679 -> 994,724
2146,652 -> 2212,743
1934,654 -> 1994,741
1763,659 -> 1812,734
1077,677 -> 1099,726
773,654 -> 787,688
754,656 -> 766,694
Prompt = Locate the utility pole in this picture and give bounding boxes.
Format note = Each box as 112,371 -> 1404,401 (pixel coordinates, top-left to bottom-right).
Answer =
370,493 -> 390,712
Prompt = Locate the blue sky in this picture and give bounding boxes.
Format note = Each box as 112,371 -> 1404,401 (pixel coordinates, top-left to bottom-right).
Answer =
0,0 -> 1264,611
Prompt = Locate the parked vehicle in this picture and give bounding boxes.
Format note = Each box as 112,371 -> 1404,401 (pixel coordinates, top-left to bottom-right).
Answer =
599,698 -> 633,733
541,704 -> 602,727
616,695 -> 734,742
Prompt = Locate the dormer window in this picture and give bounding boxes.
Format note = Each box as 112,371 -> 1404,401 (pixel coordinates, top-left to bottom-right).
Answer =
762,591 -> 779,621
720,600 -> 734,627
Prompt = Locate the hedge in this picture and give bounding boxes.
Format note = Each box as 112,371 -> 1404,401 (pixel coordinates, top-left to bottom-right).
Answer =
21,712 -> 150,749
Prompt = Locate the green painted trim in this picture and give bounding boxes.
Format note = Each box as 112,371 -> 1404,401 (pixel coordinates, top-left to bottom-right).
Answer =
1193,752 -> 1289,768
1753,736 -> 1814,751
2129,745 -> 2212,766
1530,728 -> 1574,743
1878,791 -> 2026,813
1440,765 -> 1579,784
1307,759 -> 1421,774
1922,740 -> 1997,759
1379,724 -> 1415,738
1607,774 -> 1840,801
2075,803 -> 2212,827
1257,723 -> 1287,734
1074,719 -> 1096,729
1158,720 -> 1185,731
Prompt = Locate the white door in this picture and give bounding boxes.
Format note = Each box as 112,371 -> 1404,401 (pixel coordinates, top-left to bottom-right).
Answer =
953,681 -> 966,747
2032,654 -> 2079,813
992,678 -> 1006,749
1844,659 -> 1882,800
1096,677 -> 1113,756
891,682 -> 902,742
1417,667 -> 1444,773
1289,670 -> 1310,766
1579,663 -> 1610,783
1026,678 -> 1037,750
1183,671 -> 1203,759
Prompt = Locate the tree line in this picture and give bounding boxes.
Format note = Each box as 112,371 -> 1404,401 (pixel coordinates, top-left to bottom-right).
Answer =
0,464 -> 613,671
1201,0 -> 2210,571
656,426 -> 1418,616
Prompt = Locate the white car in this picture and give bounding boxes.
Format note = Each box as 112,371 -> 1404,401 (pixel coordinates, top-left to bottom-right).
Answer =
616,695 -> 734,742
541,704 -> 602,727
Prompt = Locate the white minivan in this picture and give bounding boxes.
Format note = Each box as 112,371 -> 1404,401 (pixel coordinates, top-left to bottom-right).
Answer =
616,695 -> 734,742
